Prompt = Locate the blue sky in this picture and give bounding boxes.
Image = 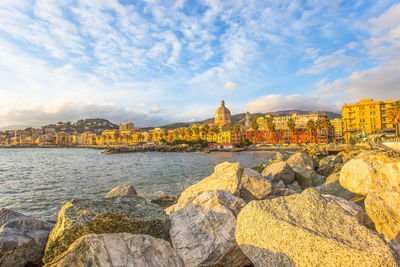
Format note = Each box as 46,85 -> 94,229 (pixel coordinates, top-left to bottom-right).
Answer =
0,0 -> 399,127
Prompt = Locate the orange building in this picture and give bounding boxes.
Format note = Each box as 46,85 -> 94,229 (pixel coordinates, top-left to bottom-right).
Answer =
243,128 -> 319,144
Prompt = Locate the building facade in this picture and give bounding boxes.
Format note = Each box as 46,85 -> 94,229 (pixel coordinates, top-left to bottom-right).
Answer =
342,99 -> 395,142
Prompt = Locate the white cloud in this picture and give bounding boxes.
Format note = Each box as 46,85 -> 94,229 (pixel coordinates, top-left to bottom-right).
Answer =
297,49 -> 359,75
223,81 -> 237,90
0,102 -> 168,127
245,94 -> 342,113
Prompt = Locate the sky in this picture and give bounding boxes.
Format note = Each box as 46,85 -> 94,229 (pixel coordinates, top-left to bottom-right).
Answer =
0,0 -> 399,128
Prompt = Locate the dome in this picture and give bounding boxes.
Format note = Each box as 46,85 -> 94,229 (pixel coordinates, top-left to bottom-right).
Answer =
215,100 -> 231,125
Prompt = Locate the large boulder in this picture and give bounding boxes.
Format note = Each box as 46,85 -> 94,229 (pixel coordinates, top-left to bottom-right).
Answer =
340,151 -> 400,195
43,196 -> 170,264
292,166 -> 323,189
104,184 -> 137,198
44,233 -> 184,267
286,152 -> 314,170
169,190 -> 250,267
235,190 -> 399,267
262,162 -> 295,185
166,190 -> 245,216
177,162 -> 243,203
313,181 -> 358,201
0,208 -> 54,267
240,168 -> 272,201
323,195 -> 364,222
268,151 -> 291,165
365,189 -> 400,253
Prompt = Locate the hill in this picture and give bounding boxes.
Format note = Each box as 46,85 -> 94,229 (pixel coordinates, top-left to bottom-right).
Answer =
41,118 -> 118,134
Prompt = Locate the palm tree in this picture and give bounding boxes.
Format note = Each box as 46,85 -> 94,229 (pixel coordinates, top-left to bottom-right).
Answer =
388,100 -> 400,138
233,124 -> 241,143
287,118 -> 296,143
193,127 -> 200,138
162,129 -> 168,139
315,119 -> 324,141
201,125 -> 210,139
154,132 -> 159,142
251,120 -> 259,131
267,119 -> 276,143
306,120 -> 315,143
322,118 -> 332,142
148,133 -> 153,142
137,133 -> 144,143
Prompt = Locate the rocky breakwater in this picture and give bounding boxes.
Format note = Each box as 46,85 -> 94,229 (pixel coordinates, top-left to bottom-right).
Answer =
2,148 -> 400,266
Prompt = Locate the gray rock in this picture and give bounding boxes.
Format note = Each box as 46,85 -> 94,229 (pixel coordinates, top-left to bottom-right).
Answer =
240,168 -> 272,201
0,208 -> 54,267
44,233 -> 184,267
235,190 -> 399,267
262,162 -> 295,185
43,196 -> 170,264
286,152 -> 314,170
104,184 -> 137,198
169,190 -> 250,267
292,166 -> 323,189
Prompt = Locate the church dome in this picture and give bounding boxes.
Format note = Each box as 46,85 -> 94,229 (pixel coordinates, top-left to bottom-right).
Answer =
215,100 -> 231,125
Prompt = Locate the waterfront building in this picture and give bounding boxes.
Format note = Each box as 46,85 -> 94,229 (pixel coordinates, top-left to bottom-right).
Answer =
244,128 -> 319,145
215,100 -> 231,125
257,113 -> 328,130
342,99 -> 395,142
331,118 -> 344,141
119,122 -> 135,131
55,132 -> 71,145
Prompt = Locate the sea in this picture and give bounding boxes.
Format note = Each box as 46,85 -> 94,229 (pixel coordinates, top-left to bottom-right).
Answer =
0,148 -> 276,222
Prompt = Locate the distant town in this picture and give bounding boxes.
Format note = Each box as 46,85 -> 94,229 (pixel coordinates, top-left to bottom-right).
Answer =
1,98 -> 399,148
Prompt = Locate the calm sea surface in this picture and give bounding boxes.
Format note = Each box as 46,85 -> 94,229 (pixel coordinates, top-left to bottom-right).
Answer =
0,148 -> 276,221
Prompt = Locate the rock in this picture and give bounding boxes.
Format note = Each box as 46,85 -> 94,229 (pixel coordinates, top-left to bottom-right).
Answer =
319,155 -> 343,166
286,180 -> 302,193
316,163 -> 342,177
43,196 -> 170,264
286,152 -> 315,170
292,166 -> 323,189
365,189 -> 400,253
313,180 -> 358,201
275,180 -> 286,189
235,190 -> 399,267
169,190 -> 250,267
339,151 -> 400,195
177,162 -> 244,203
166,190 -> 246,216
151,195 -> 178,208
104,184 -> 137,198
323,195 -> 364,222
239,168 -> 272,201
44,233 -> 184,267
0,208 -> 54,267
325,172 -> 340,184
266,188 -> 298,199
262,162 -> 295,185
268,152 -> 291,165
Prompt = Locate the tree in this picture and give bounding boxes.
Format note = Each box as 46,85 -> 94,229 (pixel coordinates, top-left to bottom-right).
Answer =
201,125 -> 210,139
315,119 -> 324,140
148,133 -> 153,142
173,129 -> 179,139
193,127 -> 200,137
287,118 -> 296,142
251,120 -> 259,131
322,118 -> 332,141
267,119 -> 276,143
388,100 -> 400,137
137,133 -> 144,142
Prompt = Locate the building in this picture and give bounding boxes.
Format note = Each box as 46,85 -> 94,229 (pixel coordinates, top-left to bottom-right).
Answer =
215,100 -> 231,125
342,99 -> 395,142
257,113 -> 328,130
119,122 -> 135,131
244,128 -> 319,145
331,118 -> 344,141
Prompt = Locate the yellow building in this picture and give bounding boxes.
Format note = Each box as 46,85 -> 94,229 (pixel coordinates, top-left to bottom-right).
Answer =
119,122 -> 135,131
215,100 -> 231,125
331,118 -> 344,140
217,131 -> 231,144
342,98 -> 395,142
